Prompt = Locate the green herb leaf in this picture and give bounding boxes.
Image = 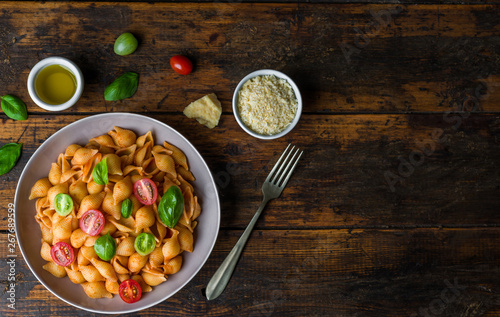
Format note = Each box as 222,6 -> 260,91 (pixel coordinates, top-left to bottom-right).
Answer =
104,72 -> 139,101
121,198 -> 133,218
158,185 -> 184,228
92,158 -> 108,185
94,233 -> 117,261
1,95 -> 28,121
0,143 -> 22,176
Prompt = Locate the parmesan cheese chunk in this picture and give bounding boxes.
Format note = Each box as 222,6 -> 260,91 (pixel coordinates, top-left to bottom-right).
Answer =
183,93 -> 222,129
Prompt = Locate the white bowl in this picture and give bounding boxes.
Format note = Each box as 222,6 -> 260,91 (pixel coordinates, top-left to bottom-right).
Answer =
232,69 -> 302,140
14,113 -> 220,314
27,56 -> 84,111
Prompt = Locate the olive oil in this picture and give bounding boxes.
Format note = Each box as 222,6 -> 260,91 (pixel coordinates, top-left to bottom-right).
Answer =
35,65 -> 77,105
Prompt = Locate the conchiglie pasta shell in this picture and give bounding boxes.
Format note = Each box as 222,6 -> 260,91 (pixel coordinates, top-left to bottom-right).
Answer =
90,258 -> 118,282
109,126 -> 137,148
163,255 -> 183,275
103,153 -> 123,176
90,134 -> 116,147
30,178 -> 52,200
64,144 -> 82,158
78,248 -> 90,266
79,265 -> 105,282
116,236 -> 136,257
148,247 -> 164,268
77,192 -> 105,218
43,261 -> 67,278
70,229 -> 89,249
84,235 -> 99,247
162,229 -> 181,261
81,282 -> 113,299
163,141 -> 188,170
40,223 -> 53,244
141,271 -> 167,286
100,221 -> 117,236
107,216 -> 135,234
131,275 -> 153,293
105,278 -> 119,294
80,246 -> 98,261
87,180 -> 105,195
112,256 -> 130,274
177,165 -> 195,182
152,151 -> 176,178
135,205 -> 155,232
113,176 -> 132,205
101,191 -> 121,220
134,141 -> 152,167
47,183 -> 69,209
65,267 -> 86,284
175,224 -> 194,253
192,196 -> 201,221
48,163 -> 62,185
128,252 -> 148,274
69,180 -> 89,205
52,216 -> 73,243
71,148 -> 99,166
118,273 -> 131,283
82,152 -> 102,183
136,131 -> 154,148
40,241 -> 53,262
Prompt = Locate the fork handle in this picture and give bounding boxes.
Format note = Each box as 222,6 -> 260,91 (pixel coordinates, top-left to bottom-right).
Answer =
205,197 -> 269,300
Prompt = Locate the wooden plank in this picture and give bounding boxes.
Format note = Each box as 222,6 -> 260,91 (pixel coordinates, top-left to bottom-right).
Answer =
1,113 -> 499,230
2,228 -> 500,316
1,3 -> 500,114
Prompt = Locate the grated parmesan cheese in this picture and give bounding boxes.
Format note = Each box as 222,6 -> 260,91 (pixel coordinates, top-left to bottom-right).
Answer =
237,75 -> 298,135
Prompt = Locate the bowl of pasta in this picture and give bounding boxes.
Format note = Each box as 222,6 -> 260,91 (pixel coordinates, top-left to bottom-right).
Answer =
14,113 -> 220,314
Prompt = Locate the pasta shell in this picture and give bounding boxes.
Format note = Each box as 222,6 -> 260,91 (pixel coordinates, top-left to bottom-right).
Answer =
116,237 -> 136,257
108,216 -> 135,233
84,236 -> 99,247
175,224 -> 194,253
64,144 -> 82,158
163,255 -> 183,275
104,153 -> 123,176
113,176 -> 132,205
102,191 -> 121,220
162,229 -> 181,261
163,141 -> 188,170
43,261 -> 67,278
40,223 -> 53,244
177,166 -> 195,182
162,175 -> 178,194
141,271 -> 166,286
101,221 -> 117,236
79,265 -> 105,282
80,246 -> 98,261
52,216 -> 73,242
90,134 -> 116,147
192,196 -> 201,221
78,248 -> 90,266
135,205 -> 155,232
90,258 -> 118,282
71,148 -> 99,166
152,151 -> 176,178
81,282 -> 113,299
118,274 -> 131,283
70,229 -> 89,249
128,252 -> 148,273
131,275 -> 153,293
87,180 -> 105,195
77,192 -> 105,218
112,256 -> 130,274
30,178 -> 52,200
136,131 -> 154,148
109,126 -> 137,148
47,183 -> 69,209
129,195 -> 142,217
148,247 -> 164,268
69,180 -> 89,205
135,141 -> 152,167
65,267 -> 86,284
123,165 -> 144,177
40,241 -> 53,262
82,152 -> 102,183
105,279 -> 120,294
48,163 -> 62,185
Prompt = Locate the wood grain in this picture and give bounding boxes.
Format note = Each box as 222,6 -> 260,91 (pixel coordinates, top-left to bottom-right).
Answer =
2,228 -> 500,316
1,113 -> 499,230
1,3 -> 500,114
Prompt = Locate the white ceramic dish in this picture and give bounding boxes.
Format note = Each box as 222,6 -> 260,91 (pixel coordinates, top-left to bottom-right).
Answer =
14,113 -> 220,314
27,56 -> 84,111
232,69 -> 302,140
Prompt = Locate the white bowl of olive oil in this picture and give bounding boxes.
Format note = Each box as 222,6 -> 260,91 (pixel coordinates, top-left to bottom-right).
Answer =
27,57 -> 84,111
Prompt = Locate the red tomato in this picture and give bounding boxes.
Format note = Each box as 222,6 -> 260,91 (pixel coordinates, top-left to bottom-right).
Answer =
50,242 -> 74,267
79,209 -> 105,236
119,279 -> 142,303
133,178 -> 158,205
170,55 -> 193,75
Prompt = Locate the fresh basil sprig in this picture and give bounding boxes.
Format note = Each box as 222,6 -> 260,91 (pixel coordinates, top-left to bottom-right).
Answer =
1,95 -> 28,121
104,72 -> 139,101
0,143 -> 22,176
158,185 -> 184,228
92,158 -> 108,185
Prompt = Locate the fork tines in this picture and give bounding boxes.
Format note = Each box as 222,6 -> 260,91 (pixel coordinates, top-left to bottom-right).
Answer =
267,144 -> 303,188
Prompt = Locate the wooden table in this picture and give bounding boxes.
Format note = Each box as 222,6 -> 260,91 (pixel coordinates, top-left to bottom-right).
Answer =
1,1 -> 500,316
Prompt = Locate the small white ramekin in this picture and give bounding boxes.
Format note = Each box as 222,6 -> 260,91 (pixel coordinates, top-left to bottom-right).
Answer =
27,57 -> 84,111
232,69 -> 302,140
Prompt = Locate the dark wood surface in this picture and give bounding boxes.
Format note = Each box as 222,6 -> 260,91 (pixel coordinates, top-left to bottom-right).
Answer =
1,2 -> 500,316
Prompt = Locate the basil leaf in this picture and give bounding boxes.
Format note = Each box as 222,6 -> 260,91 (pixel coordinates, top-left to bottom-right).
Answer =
1,95 -> 28,121
104,72 -> 139,101
94,233 -> 116,261
0,143 -> 22,176
121,198 -> 133,218
92,158 -> 108,185
158,185 -> 184,228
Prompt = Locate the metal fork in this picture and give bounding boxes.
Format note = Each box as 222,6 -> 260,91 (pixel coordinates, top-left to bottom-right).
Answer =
206,144 -> 303,300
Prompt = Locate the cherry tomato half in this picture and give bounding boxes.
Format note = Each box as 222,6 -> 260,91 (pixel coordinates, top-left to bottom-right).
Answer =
79,209 -> 105,236
50,242 -> 74,267
170,55 -> 193,75
119,279 -> 142,304
133,178 -> 158,205
54,193 -> 74,216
